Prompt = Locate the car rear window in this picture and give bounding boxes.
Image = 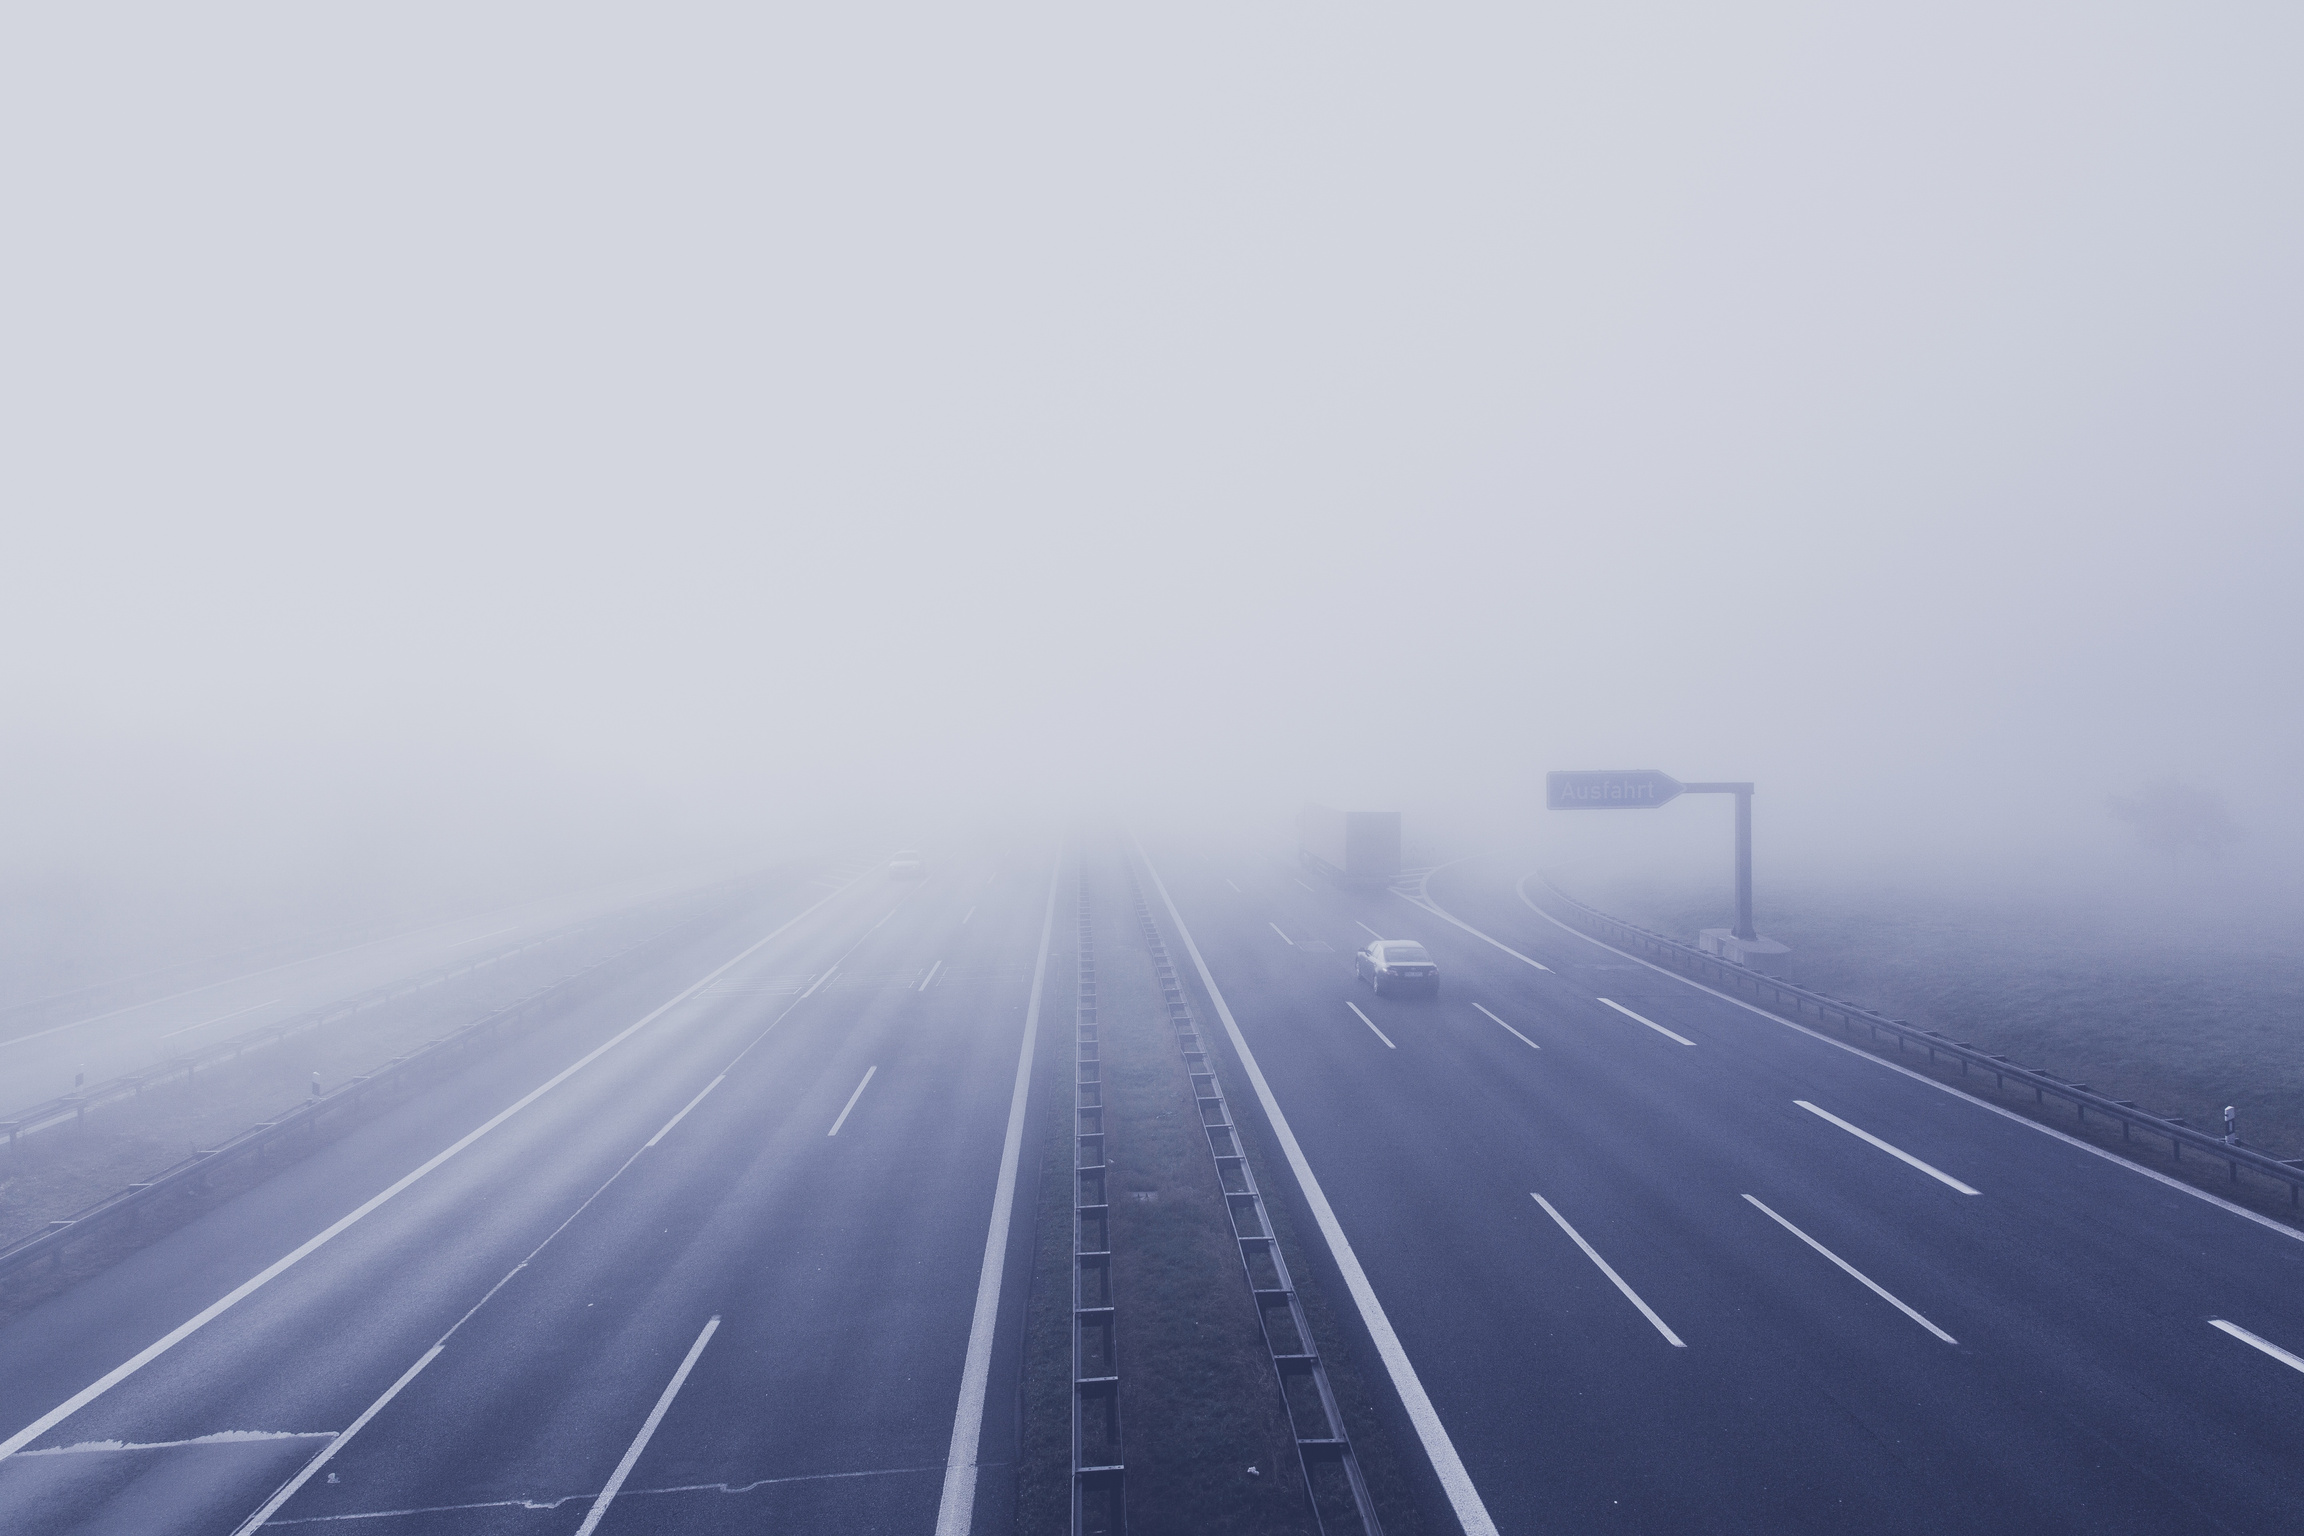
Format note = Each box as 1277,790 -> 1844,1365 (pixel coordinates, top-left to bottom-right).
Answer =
1384,943 -> 1431,961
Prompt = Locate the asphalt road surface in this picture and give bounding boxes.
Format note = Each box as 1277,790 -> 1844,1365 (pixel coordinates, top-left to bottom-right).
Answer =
11,834 -> 2302,1536
1141,839 -> 2304,1536
0,851 -> 1057,1535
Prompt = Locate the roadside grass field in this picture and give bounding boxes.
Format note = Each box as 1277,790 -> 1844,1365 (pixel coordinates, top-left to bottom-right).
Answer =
1565,875 -> 2304,1166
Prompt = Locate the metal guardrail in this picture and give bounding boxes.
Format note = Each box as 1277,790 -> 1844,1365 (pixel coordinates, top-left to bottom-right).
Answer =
0,896 -> 742,1288
1130,872 -> 1382,1536
1530,879 -> 2304,1208
1072,880 -> 1125,1535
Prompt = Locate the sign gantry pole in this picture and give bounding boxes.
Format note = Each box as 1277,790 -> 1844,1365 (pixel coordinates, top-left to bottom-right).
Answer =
1679,782 -> 1755,941
1545,770 -> 1761,945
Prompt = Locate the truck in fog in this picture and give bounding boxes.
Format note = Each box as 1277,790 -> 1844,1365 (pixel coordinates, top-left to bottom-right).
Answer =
1299,804 -> 1402,886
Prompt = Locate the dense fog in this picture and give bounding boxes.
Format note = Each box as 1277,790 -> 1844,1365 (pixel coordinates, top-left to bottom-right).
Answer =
5,6 -> 2299,984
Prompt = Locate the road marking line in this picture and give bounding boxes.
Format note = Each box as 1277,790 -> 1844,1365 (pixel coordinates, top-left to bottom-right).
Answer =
228,1346 -> 443,1535
801,966 -> 838,998
963,906 -> 976,924
2,874 -> 872,1468
1345,1001 -> 1396,1049
1471,1002 -> 1540,1051
1497,874 -> 2304,1245
934,857 -> 1058,1536
156,998 -> 284,1039
1136,835 -> 1499,1536
1226,879 -> 1242,892
2210,1318 -> 2304,1374
25,1430 -> 336,1456
646,1076 -> 725,1148
452,927 -> 517,946
1530,1194 -> 1685,1347
919,960 -> 943,992
266,1464 -> 946,1524
1742,1195 -> 1957,1343
237,906 -> 901,1532
828,1067 -> 878,1136
1356,921 -> 1384,940
1392,890 -> 1549,971
1295,877 -> 1315,892
1269,922 -> 1296,946
1597,997 -> 1695,1046
1797,1101 -> 1979,1194
573,1317 -> 721,1536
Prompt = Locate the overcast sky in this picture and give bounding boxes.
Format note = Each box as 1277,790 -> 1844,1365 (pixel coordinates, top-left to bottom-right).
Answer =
4,6 -> 2298,902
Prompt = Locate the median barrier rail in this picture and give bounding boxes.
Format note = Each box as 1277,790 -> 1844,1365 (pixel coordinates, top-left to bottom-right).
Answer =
0,890 -> 750,1288
1131,870 -> 1381,1536
1070,878 -> 1125,1535
1531,879 -> 2304,1208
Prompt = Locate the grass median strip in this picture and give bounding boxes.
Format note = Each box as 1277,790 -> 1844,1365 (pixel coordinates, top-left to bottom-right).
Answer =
1018,848 -> 1317,1534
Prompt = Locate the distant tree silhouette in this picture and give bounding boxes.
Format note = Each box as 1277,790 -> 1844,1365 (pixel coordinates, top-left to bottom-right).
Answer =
2109,777 -> 2241,864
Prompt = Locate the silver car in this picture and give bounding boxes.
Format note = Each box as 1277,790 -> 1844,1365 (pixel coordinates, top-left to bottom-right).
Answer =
1355,939 -> 1438,997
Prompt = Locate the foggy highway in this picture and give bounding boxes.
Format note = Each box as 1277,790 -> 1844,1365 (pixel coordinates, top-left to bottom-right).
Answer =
6,839 -> 2304,1535
1135,839 -> 2304,1535
7,6 -> 2302,1534
0,857 -> 1056,1534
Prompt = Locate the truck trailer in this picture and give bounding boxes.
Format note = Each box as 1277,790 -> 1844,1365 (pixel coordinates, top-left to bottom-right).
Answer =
1299,804 -> 1402,886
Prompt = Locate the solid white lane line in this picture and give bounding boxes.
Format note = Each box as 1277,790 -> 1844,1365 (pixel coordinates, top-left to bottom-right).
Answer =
1345,1001 -> 1397,1049
1392,891 -> 1550,971
1797,1101 -> 1979,1195
828,1067 -> 879,1136
228,1346 -> 444,1535
1135,836 -> 1500,1536
241,910 -> 892,1530
1356,921 -> 1384,941
1597,997 -> 1695,1047
1,875 -> 875,1467
270,1465 -> 945,1524
452,927 -> 517,946
919,960 -> 943,992
801,966 -> 838,998
1269,922 -> 1296,946
156,998 -> 284,1039
1530,1194 -> 1686,1348
572,1317 -> 721,1536
1742,1195 -> 1957,1344
2210,1319 -> 2304,1374
646,1076 -> 726,1148
27,1430 -> 336,1456
934,857 -> 1059,1536
1471,1002 -> 1541,1051
1494,875 -> 2304,1246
